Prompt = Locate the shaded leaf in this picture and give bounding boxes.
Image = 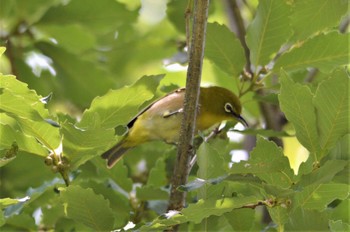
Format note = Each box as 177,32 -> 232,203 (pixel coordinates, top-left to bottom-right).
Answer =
279,71 -> 320,158
295,160 -> 348,188
246,0 -> 292,66
60,185 -> 115,231
36,24 -> 96,54
39,0 -> 137,34
286,208 -> 329,231
147,157 -> 167,187
136,186 -> 169,201
205,22 -> 245,76
268,205 -> 289,229
224,208 -> 255,231
294,183 -> 349,211
36,42 -> 116,107
230,136 -> 295,188
313,70 -> 349,156
329,220 -> 350,232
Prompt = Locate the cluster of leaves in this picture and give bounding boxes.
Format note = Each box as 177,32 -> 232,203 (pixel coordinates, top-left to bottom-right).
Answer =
0,0 -> 349,231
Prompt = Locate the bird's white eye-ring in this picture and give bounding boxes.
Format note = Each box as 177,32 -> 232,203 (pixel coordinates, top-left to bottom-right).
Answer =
224,103 -> 233,113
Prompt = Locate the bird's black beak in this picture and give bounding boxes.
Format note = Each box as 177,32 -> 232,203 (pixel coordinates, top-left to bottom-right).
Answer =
236,114 -> 248,128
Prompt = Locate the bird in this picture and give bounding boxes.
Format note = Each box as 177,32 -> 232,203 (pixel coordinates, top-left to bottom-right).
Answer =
101,86 -> 248,168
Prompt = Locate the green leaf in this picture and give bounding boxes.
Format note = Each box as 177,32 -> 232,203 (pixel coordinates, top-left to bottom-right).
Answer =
181,196 -> 261,224
230,136 -> 295,188
291,0 -> 349,41
78,74 -> 164,129
192,214 -> 233,232
0,74 -> 60,152
36,42 -> 116,107
15,117 -> 60,152
196,142 -> 228,199
313,71 -> 349,156
60,185 -> 115,231
274,32 -> 349,73
40,0 -> 137,34
329,220 -> 350,232
330,199 -> 350,224
147,157 -> 167,187
295,160 -> 348,188
166,0 -> 187,34
205,22 -> 245,77
268,205 -> 289,230
0,74 -> 50,120
279,71 -> 320,159
224,208 -> 255,231
61,122 -> 116,169
0,197 -> 30,209
294,183 -> 349,211
246,0 -> 292,67
0,47 -> 6,56
197,142 -> 229,179
4,213 -> 37,231
36,24 -> 96,54
136,186 -> 169,201
93,158 -> 133,192
286,208 -> 329,231
0,210 -> 4,227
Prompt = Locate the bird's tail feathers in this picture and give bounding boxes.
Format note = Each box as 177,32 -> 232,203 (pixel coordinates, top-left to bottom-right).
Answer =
101,140 -> 132,168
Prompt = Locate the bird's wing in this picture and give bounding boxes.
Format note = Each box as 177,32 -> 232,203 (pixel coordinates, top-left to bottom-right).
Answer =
126,88 -> 185,128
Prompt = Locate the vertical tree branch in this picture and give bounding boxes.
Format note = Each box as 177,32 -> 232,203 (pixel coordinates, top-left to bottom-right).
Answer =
167,0 -> 209,216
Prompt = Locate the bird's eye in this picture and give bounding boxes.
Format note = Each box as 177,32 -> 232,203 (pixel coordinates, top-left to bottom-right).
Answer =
224,103 -> 233,113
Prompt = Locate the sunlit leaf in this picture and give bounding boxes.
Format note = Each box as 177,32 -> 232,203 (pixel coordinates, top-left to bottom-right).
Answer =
291,0 -> 348,41
274,32 -> 349,73
78,74 -> 164,129
0,74 -> 50,120
181,196 -> 261,224
61,122 -> 115,169
0,197 -> 30,209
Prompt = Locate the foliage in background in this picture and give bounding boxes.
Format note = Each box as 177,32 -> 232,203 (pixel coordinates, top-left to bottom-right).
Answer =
0,0 -> 349,231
